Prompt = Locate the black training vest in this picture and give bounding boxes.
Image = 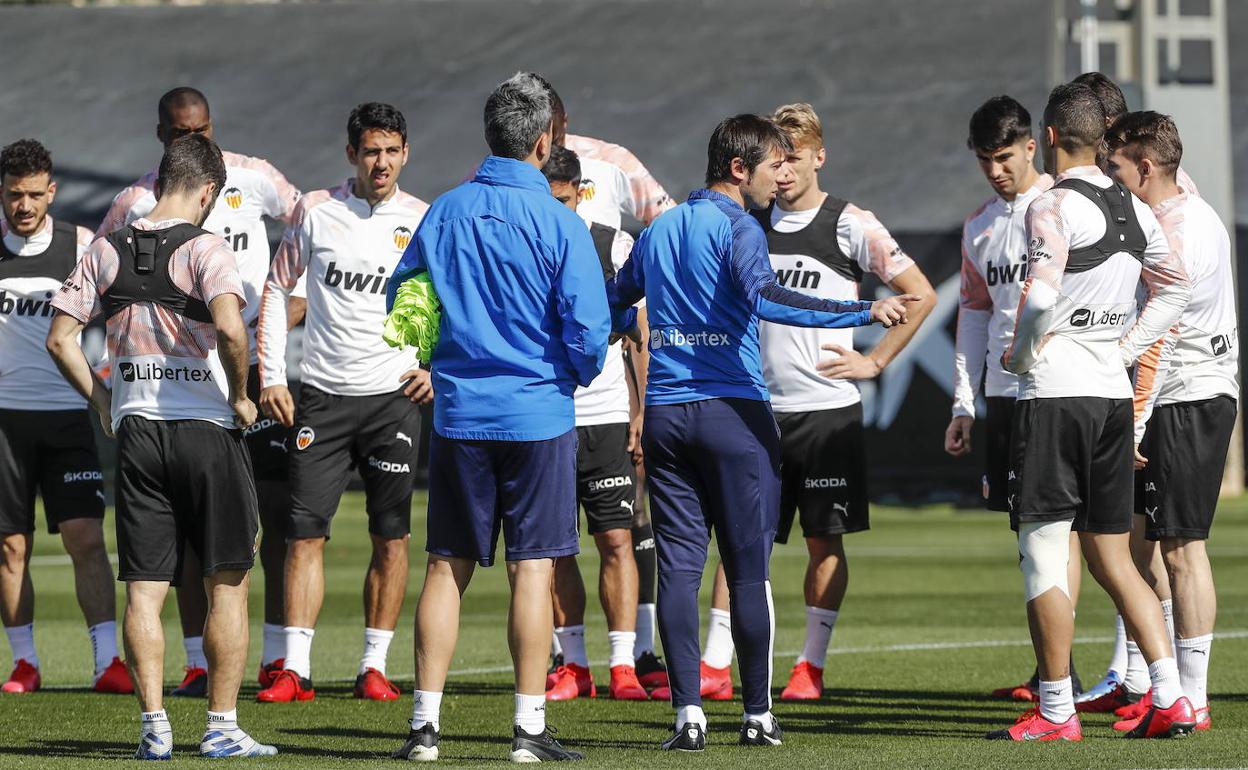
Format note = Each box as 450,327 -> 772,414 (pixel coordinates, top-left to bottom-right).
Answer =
751,195 -> 859,282
589,222 -> 619,281
101,223 -> 213,323
0,219 -> 79,281
1053,179 -> 1147,273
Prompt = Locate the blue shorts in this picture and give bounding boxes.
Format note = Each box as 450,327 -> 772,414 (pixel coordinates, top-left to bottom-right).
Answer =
427,429 -> 579,567
642,398 -> 781,583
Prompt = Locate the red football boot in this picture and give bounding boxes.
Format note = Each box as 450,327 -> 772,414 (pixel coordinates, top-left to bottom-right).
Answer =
170,666 -> 207,697
258,658 -> 285,689
545,653 -> 565,691
256,669 -> 315,702
608,665 -> 649,701
1,660 -> 40,694
1123,697 -> 1197,739
1194,706 -> 1211,731
780,661 -> 824,701
545,663 -> 595,701
1075,683 -> 1139,713
985,709 -> 1083,741
635,651 -> 669,690
990,682 -> 1038,702
700,662 -> 733,701
1113,690 -> 1152,722
354,667 -> 400,701
92,657 -> 133,694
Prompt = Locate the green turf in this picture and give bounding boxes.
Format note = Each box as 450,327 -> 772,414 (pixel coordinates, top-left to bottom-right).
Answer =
5,492 -> 1247,768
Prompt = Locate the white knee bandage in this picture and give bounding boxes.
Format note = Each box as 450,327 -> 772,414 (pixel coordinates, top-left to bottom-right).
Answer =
1018,520 -> 1074,601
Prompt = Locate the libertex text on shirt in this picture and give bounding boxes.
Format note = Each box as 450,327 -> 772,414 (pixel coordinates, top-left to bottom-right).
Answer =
608,189 -> 876,406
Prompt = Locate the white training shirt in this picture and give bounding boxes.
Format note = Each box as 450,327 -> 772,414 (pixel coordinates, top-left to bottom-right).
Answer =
1004,166 -> 1187,403
0,217 -> 93,410
564,134 -> 675,229
759,198 -> 914,413
952,175 -> 1053,417
574,223 -> 636,426
1142,191 -> 1239,407
96,150 -> 301,365
258,180 -> 428,396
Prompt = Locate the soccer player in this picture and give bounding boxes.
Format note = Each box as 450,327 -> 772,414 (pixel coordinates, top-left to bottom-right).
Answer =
1102,112 -> 1233,733
0,139 -> 129,695
533,77 -> 673,682
387,72 -> 606,763
47,133 -> 275,758
539,146 -> 649,702
1068,70 -> 1196,708
96,86 -> 301,696
986,83 -> 1194,741
694,103 -> 937,702
254,103 -> 429,704
608,114 -> 915,751
945,96 -> 1086,702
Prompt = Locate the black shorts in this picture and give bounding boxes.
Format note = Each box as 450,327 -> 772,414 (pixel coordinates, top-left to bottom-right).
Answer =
0,409 -> 105,535
774,403 -> 869,543
1008,397 -> 1134,533
287,385 -> 419,540
115,417 -> 258,585
983,397 -> 1015,512
1137,396 -> 1237,541
576,423 -> 637,534
243,363 -> 290,483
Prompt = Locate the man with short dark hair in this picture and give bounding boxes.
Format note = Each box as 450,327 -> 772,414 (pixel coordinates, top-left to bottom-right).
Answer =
540,145 -> 650,702
48,133 -> 276,758
987,83 -> 1194,742
387,72 -> 606,763
0,139 -> 129,695
255,102 -> 429,705
946,96 -> 1086,703
97,86 -> 302,696
608,114 -> 914,751
1104,111 -> 1233,734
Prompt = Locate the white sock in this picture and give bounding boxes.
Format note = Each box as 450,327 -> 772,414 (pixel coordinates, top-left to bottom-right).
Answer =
744,710 -> 776,732
1175,634 -> 1212,710
184,636 -> 207,671
607,630 -> 636,669
1108,615 -> 1128,678
142,709 -> 171,728
1160,599 -> 1176,644
5,623 -> 38,669
702,608 -> 734,669
360,627 -> 394,675
411,689 -> 442,731
796,606 -> 838,669
207,709 -> 238,733
141,709 -> 173,754
550,633 -> 563,659
1037,677 -> 1075,723
634,604 -> 657,657
1149,656 -> 1183,709
676,704 -> 707,730
554,625 -> 587,667
515,692 -> 546,735
1123,641 -> 1149,695
261,623 -> 285,666
88,621 -> 118,676
283,626 -> 315,679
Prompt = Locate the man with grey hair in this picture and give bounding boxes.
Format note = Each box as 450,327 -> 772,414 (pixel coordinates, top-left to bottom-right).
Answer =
387,72 -> 609,762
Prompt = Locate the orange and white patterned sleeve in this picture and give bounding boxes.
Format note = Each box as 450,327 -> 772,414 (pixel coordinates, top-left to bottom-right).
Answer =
601,144 -> 674,225
1120,202 -> 1190,367
93,184 -> 148,241
258,191 -> 320,388
841,204 -> 914,283
188,235 -> 246,307
74,225 -> 94,259
1003,191 -> 1071,375
51,239 -> 111,323
251,157 -> 302,224
953,219 -> 991,417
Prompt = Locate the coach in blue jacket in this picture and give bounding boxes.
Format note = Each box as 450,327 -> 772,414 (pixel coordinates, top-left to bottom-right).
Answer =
608,115 -> 915,752
385,73 -> 607,763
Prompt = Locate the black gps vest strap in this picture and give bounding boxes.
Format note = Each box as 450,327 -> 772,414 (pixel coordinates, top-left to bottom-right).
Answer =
0,219 -> 80,281
589,222 -> 619,281
101,223 -> 213,323
1053,178 -> 1147,273
752,195 -> 860,282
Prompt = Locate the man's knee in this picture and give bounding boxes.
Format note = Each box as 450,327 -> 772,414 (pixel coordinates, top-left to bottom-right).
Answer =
595,528 -> 633,563
1,532 -> 31,569
58,519 -> 106,562
1019,520 -> 1073,601
805,532 -> 845,562
370,535 -> 409,567
1161,538 -> 1207,576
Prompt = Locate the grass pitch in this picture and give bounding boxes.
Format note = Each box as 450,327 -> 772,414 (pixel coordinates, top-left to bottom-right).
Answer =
4,492 -> 1247,768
